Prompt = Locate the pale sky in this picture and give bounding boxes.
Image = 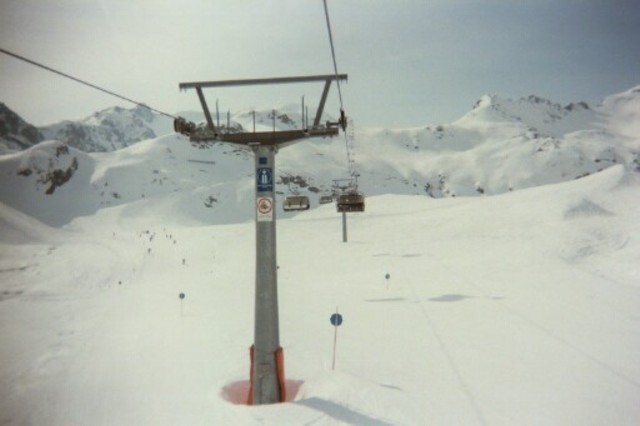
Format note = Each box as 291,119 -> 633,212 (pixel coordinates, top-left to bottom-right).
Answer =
1,0 -> 639,128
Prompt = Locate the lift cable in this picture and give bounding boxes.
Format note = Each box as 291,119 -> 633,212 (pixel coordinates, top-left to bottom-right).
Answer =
322,0 -> 344,110
0,47 -> 178,120
321,0 -> 355,179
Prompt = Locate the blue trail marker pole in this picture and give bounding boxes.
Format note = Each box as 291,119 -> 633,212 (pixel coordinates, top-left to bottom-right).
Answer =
179,292 -> 186,317
330,309 -> 343,370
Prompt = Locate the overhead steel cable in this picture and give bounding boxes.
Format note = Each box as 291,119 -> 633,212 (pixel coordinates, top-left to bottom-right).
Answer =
321,0 -> 355,178
322,0 -> 344,110
0,47 -> 177,119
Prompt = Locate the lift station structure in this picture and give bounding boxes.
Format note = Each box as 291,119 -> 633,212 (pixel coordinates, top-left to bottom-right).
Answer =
174,74 -> 348,405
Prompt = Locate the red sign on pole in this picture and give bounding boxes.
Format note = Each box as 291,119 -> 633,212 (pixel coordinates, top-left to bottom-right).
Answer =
257,197 -> 273,222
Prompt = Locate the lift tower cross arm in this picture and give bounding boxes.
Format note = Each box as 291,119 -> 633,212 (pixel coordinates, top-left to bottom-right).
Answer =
176,74 -> 348,145
179,73 -> 348,88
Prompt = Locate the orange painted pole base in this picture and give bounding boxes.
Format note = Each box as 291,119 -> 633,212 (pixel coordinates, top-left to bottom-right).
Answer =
247,345 -> 286,405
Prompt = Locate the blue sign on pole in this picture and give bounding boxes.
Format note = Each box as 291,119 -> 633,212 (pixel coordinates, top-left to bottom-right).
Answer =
330,313 -> 343,326
257,167 -> 273,192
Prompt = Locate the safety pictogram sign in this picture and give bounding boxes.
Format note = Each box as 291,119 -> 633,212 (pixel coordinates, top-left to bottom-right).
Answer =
257,167 -> 273,192
256,196 -> 273,222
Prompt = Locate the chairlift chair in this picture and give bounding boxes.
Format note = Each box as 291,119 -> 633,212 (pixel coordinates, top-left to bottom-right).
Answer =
283,195 -> 310,211
319,195 -> 334,205
336,192 -> 365,213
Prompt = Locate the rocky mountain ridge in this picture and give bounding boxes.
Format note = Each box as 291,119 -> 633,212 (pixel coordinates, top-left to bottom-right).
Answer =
0,103 -> 44,152
0,85 -> 638,226
0,104 -> 174,154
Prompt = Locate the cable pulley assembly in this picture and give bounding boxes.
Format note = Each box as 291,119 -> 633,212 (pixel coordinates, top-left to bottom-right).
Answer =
173,117 -> 196,136
323,0 -> 349,133
339,109 -> 347,131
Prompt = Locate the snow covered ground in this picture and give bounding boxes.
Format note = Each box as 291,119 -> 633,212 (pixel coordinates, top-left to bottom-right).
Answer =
1,162 -> 639,425
1,84 -> 639,424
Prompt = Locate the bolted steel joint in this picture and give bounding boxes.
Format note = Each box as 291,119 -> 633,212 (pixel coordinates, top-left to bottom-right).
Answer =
173,117 -> 196,136
338,109 -> 347,131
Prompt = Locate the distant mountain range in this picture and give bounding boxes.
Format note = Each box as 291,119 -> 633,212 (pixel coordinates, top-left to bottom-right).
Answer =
0,85 -> 638,227
0,104 -> 175,153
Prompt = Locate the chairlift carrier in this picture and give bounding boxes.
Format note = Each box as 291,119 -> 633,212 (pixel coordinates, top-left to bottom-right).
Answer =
319,194 -> 334,204
283,195 -> 310,211
336,192 -> 365,213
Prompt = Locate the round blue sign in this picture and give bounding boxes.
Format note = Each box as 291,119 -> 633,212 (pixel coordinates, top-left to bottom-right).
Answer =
330,313 -> 343,326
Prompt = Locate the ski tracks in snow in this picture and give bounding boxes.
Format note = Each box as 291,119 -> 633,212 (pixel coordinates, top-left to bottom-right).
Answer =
430,254 -> 640,391
394,257 -> 489,426
400,246 -> 640,424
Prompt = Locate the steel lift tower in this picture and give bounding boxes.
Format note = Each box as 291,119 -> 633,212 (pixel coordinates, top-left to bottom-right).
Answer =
174,74 -> 347,405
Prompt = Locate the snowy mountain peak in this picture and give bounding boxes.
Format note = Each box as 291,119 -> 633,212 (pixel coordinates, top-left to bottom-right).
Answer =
0,104 -> 175,154
457,92 -> 595,138
84,104 -> 156,127
37,105 -> 174,153
600,85 -> 640,143
472,94 -> 498,110
0,103 -> 44,152
1,84 -> 638,227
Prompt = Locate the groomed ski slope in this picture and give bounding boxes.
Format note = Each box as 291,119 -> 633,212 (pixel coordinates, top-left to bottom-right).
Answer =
1,165 -> 639,425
